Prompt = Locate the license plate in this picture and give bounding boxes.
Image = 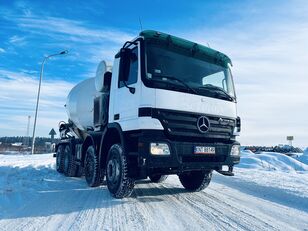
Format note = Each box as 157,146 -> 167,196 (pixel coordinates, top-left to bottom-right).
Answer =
194,146 -> 215,154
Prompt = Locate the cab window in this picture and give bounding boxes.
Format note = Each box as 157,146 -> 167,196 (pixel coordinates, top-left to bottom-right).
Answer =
119,47 -> 138,88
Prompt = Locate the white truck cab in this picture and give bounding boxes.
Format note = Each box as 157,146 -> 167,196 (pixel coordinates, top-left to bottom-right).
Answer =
56,30 -> 241,198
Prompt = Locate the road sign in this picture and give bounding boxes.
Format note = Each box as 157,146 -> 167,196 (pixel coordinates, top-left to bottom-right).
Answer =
286,136 -> 294,146
49,128 -> 56,140
286,136 -> 294,141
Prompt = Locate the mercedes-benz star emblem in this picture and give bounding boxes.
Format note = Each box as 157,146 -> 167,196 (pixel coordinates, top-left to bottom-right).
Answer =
197,116 -> 210,133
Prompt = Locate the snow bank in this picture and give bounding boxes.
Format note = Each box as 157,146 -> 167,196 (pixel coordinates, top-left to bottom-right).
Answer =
238,150 -> 308,172
294,147 -> 308,165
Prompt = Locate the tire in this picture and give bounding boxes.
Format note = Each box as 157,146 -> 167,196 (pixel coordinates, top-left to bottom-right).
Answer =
84,145 -> 101,187
63,144 -> 78,177
56,145 -> 65,173
178,170 -> 212,192
106,144 -> 135,198
149,174 -> 168,183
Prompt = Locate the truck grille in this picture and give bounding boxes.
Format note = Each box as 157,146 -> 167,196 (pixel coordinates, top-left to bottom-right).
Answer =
152,109 -> 235,140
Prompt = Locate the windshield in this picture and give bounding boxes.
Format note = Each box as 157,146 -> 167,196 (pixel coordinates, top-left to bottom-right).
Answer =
145,43 -> 236,101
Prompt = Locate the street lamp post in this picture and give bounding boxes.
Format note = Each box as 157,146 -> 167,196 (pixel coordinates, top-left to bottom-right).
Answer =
31,50 -> 68,154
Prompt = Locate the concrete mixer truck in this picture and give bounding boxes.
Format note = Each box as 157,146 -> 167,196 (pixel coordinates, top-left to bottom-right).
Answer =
55,30 -> 241,198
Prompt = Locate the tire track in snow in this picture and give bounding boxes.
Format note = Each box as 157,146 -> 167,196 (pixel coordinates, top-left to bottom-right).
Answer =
1,155 -> 307,231
205,185 -> 304,231
160,181 -> 294,231
156,183 -> 245,231
132,181 -> 219,230
1,178 -> 303,231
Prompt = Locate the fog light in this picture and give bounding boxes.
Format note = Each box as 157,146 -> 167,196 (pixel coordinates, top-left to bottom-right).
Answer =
222,165 -> 229,171
150,143 -> 170,155
230,145 -> 240,156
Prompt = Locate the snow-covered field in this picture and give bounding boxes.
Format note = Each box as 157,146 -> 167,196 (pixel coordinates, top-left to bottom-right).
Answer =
0,152 -> 307,231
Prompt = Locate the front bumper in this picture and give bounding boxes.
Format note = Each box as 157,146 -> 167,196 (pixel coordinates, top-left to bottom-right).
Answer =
129,130 -> 240,178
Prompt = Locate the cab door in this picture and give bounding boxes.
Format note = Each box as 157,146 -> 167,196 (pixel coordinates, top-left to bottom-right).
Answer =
112,43 -> 141,131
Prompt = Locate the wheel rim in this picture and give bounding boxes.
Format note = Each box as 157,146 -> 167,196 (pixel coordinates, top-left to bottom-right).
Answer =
107,156 -> 120,186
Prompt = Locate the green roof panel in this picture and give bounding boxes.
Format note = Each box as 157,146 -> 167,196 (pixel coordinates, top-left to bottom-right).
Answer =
140,30 -> 232,67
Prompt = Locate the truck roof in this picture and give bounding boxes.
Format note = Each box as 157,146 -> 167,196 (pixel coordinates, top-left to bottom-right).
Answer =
139,30 -> 232,67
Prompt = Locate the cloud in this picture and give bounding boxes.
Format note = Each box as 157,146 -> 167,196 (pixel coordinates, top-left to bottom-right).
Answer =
9,35 -> 27,46
1,9 -> 135,64
178,5 -> 308,146
16,16 -> 135,44
0,48 -> 5,53
14,0 -> 33,17
1,1 -> 307,146
0,69 -> 74,137
7,15 -> 135,65
0,13 -> 131,138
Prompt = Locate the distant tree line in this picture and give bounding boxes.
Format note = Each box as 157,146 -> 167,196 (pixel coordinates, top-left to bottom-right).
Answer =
0,136 -> 60,154
244,145 -> 303,154
0,136 -> 59,145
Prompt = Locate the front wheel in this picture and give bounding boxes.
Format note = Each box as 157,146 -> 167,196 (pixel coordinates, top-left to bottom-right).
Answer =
106,144 -> 135,198
178,170 -> 212,192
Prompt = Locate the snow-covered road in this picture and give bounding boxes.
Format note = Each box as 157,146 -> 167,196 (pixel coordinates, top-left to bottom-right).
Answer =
0,154 -> 307,231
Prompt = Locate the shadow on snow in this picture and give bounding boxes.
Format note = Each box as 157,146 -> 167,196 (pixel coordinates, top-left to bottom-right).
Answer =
0,165 -> 188,219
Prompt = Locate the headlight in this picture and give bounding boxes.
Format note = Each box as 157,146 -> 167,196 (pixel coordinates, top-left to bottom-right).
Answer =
230,145 -> 240,156
150,143 -> 170,155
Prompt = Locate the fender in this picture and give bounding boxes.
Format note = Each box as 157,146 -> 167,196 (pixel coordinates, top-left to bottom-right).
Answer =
107,122 -> 125,147
98,122 -> 125,170
81,132 -> 102,166
55,139 -> 70,152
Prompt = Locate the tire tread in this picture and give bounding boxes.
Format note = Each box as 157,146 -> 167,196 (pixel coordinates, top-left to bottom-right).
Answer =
179,170 -> 212,192
107,144 -> 135,198
85,146 -> 101,187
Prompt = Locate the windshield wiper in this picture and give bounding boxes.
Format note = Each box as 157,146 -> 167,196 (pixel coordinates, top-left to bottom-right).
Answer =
199,84 -> 234,101
152,74 -> 198,94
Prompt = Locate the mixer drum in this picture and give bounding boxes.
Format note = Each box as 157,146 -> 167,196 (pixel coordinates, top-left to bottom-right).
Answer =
66,78 -> 99,130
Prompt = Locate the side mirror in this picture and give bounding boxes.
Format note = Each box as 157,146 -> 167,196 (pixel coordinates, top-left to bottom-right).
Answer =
119,48 -> 132,82
103,71 -> 112,91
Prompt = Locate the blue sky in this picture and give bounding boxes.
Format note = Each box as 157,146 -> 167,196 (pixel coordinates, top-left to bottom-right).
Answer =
0,0 -> 307,146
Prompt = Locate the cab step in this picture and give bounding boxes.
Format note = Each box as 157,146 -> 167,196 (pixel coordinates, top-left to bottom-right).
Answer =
216,170 -> 234,176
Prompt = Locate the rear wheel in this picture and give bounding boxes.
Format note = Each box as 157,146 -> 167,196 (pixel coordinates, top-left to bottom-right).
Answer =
106,144 -> 135,198
149,174 -> 168,183
178,170 -> 212,191
56,145 -> 65,173
63,144 -> 78,177
84,145 -> 101,187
